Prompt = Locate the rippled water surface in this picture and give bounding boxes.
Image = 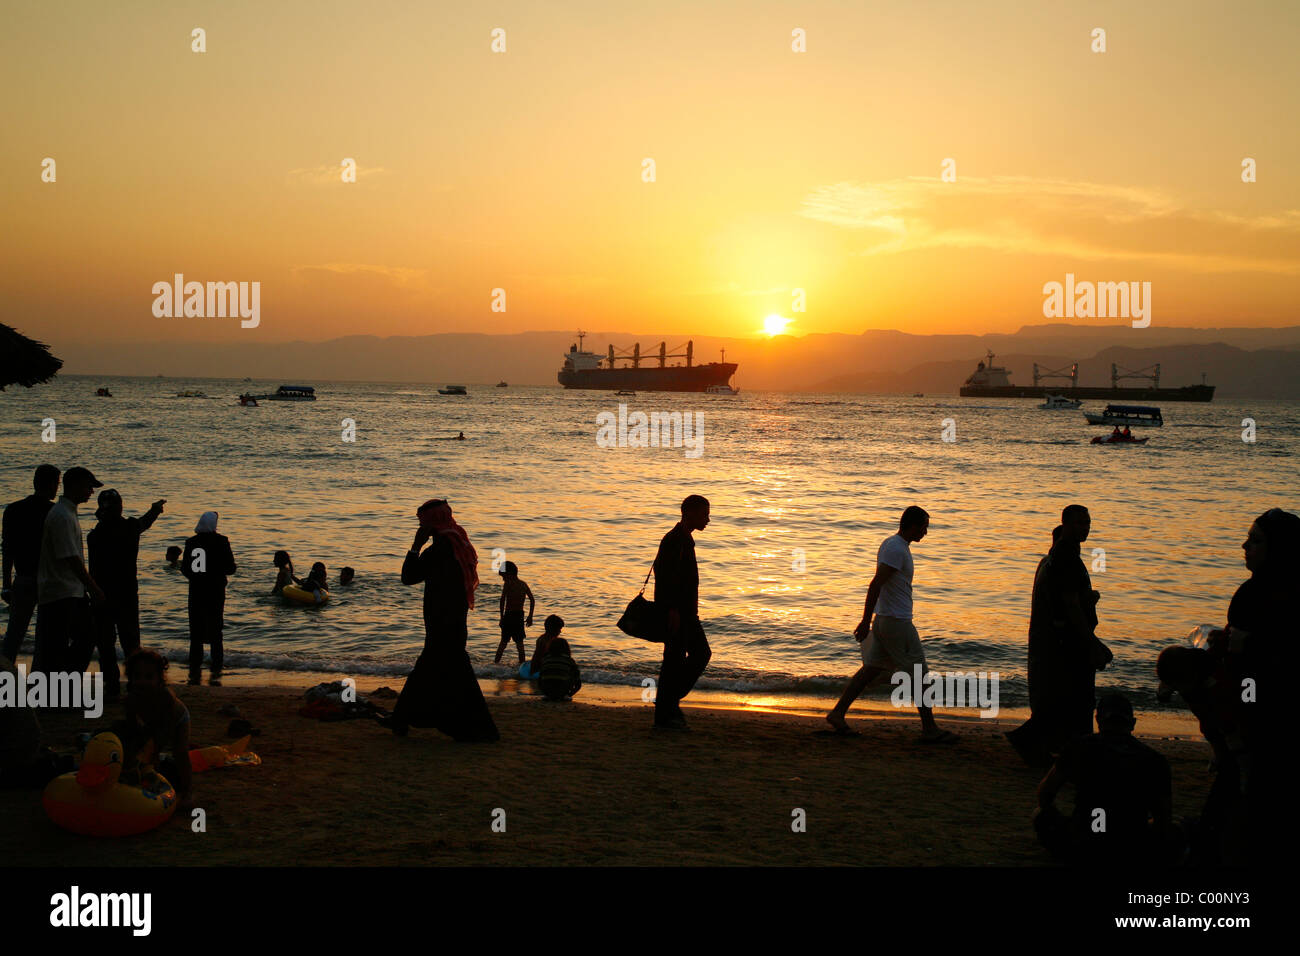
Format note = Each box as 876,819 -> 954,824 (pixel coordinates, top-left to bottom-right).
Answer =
2,376 -> 1295,708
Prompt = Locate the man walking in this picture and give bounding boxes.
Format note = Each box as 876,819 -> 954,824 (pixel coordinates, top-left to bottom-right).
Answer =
34,466 -> 105,673
2,464 -> 60,662
652,495 -> 712,731
826,506 -> 955,742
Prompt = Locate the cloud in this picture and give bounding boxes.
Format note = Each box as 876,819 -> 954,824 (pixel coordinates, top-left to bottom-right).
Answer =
286,164 -> 392,186
798,177 -> 1300,275
291,263 -> 426,287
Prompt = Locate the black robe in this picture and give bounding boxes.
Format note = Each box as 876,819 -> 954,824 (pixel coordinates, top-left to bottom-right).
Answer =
393,536 -> 498,741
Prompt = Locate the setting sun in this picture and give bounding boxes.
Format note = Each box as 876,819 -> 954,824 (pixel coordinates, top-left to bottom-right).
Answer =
762,314 -> 791,336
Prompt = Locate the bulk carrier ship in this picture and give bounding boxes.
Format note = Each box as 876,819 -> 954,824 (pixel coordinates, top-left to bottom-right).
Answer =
558,332 -> 738,392
959,351 -> 1214,401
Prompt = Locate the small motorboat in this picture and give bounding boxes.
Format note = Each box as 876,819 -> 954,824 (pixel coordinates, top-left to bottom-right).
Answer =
438,385 -> 468,395
176,389 -> 207,398
912,392 -> 925,398
248,385 -> 317,401
615,390 -> 636,397
1084,404 -> 1163,427
1091,433 -> 1149,445
238,394 -> 259,407
1040,394 -> 1083,410
496,381 -> 508,388
705,384 -> 740,395
95,387 -> 113,397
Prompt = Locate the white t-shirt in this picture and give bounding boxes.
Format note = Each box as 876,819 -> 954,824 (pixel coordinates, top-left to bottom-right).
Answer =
37,497 -> 86,605
874,533 -> 914,619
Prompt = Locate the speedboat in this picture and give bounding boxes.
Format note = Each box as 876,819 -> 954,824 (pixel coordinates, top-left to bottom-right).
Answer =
496,381 -> 508,388
1040,394 -> 1083,410
704,384 -> 739,395
438,385 -> 468,395
615,390 -> 636,396
95,387 -> 113,397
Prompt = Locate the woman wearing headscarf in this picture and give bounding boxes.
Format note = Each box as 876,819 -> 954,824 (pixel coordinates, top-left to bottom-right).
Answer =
378,499 -> 498,741
180,511 -> 237,685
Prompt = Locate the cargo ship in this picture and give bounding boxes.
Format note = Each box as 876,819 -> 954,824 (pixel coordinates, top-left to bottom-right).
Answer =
959,351 -> 1214,402
558,332 -> 737,392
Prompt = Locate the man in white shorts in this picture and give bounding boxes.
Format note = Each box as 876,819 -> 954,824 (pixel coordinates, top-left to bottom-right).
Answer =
825,506 -> 955,742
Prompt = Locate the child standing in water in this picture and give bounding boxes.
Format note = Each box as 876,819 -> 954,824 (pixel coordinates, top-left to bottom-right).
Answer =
538,637 -> 582,701
271,550 -> 300,595
495,561 -> 534,665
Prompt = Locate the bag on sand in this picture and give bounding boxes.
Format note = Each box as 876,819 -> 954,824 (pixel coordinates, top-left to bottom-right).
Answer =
617,564 -> 664,643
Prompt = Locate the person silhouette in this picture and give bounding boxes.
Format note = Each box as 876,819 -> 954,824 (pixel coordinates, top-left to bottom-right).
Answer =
87,490 -> 165,698
652,495 -> 713,731
2,464 -> 60,662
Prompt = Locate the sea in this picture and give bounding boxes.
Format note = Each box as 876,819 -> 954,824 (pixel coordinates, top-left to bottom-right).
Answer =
2,375 -> 1296,713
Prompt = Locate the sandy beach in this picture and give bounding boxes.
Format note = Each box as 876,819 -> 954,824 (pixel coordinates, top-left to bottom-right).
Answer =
5,677 -> 1214,867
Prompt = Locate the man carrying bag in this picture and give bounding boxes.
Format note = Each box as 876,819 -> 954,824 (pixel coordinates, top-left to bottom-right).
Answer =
619,495 -> 713,731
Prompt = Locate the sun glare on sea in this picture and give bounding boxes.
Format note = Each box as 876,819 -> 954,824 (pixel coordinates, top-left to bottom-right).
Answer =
762,314 -> 790,336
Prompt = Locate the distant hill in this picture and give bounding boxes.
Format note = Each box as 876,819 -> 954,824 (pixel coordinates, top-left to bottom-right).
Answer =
35,324 -> 1300,398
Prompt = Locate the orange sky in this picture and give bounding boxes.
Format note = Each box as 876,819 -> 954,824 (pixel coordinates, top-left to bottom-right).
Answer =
3,0 -> 1297,345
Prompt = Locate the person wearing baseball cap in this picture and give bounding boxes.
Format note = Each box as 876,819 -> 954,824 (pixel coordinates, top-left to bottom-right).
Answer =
87,489 -> 166,697
33,466 -> 105,673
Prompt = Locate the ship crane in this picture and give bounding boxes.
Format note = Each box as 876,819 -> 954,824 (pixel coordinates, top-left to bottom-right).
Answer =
1032,362 -> 1080,388
604,340 -> 696,369
1112,362 -> 1160,390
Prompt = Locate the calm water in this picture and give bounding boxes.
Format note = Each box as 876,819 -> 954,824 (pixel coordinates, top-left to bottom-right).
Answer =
2,375 -> 1296,709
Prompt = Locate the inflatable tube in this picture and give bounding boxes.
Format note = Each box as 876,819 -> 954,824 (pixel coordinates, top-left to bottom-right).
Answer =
282,584 -> 329,605
518,662 -> 536,679
43,733 -> 177,837
188,735 -> 261,772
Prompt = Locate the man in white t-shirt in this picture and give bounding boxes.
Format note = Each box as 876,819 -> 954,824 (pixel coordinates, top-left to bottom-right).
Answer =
33,466 -> 106,673
825,506 -> 955,742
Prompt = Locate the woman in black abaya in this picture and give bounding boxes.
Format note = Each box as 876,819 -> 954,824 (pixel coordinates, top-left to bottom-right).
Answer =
378,499 -> 499,742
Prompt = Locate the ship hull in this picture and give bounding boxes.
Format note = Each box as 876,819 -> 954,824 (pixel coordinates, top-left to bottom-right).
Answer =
960,384 -> 1214,402
558,363 -> 737,392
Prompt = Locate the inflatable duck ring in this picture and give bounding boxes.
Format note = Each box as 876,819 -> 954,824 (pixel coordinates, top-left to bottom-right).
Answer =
43,732 -> 178,837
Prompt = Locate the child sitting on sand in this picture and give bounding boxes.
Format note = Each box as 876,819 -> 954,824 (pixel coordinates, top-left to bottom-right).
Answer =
271,550 -> 301,594
114,649 -> 193,804
537,637 -> 582,702
527,614 -> 565,676
496,561 -> 535,665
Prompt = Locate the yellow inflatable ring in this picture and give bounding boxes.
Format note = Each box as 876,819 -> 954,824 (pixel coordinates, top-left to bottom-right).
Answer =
43,733 -> 178,837
282,584 -> 330,605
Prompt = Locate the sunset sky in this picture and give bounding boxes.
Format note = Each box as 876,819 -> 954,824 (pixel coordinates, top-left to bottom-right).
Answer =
3,0 -> 1298,347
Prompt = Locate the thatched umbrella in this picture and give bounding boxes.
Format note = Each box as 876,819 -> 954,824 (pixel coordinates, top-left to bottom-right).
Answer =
0,324 -> 63,390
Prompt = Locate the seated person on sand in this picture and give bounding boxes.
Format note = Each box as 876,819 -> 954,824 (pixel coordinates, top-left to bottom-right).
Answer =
272,550 -> 301,595
1035,693 -> 1175,864
165,546 -> 182,568
114,649 -> 193,804
338,566 -> 355,587
537,637 -> 582,702
527,614 -> 565,676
